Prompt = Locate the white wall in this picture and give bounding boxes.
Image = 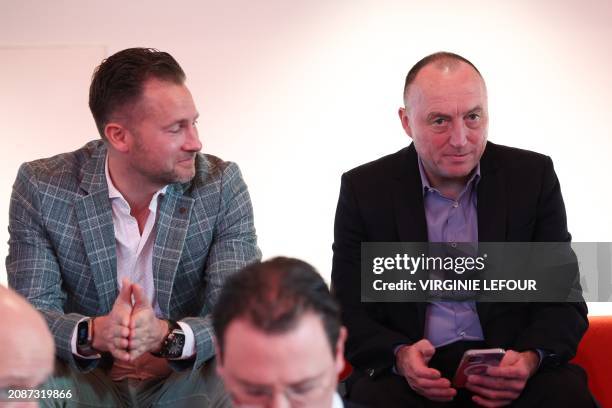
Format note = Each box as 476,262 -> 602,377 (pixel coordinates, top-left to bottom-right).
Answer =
1,0 -> 610,314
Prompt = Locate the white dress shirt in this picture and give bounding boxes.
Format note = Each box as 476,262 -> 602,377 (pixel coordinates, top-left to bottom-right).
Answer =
333,392 -> 344,408
71,155 -> 195,361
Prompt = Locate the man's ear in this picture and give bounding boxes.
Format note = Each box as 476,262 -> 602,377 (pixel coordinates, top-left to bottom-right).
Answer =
398,107 -> 413,139
104,122 -> 131,153
334,326 -> 348,375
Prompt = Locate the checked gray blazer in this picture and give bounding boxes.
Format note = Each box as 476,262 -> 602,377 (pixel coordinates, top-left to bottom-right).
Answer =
7,140 -> 261,372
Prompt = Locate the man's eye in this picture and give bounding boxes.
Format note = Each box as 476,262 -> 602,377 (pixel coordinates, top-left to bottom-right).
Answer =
193,119 -> 199,126
432,118 -> 447,126
290,382 -> 317,395
466,113 -> 480,121
244,387 -> 270,397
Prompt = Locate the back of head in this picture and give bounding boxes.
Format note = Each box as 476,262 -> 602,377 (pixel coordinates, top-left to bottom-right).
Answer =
89,47 -> 186,138
0,285 -> 54,388
403,51 -> 484,105
213,257 -> 341,357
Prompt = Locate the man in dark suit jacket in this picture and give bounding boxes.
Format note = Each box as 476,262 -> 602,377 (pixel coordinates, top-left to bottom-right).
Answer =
332,52 -> 594,407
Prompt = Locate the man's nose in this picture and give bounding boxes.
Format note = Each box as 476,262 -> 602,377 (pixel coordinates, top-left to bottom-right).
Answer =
449,122 -> 468,148
183,124 -> 202,152
269,392 -> 291,408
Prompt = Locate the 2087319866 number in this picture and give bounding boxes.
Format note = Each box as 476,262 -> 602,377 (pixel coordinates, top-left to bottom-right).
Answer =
3,388 -> 73,400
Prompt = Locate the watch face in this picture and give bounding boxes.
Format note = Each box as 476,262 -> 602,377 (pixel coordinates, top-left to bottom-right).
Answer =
77,320 -> 90,346
167,332 -> 186,357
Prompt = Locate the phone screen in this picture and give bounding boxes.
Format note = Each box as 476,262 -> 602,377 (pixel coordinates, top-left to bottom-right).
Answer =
453,348 -> 505,388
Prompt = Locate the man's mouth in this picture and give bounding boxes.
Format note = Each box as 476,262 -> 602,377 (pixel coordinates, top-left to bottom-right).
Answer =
447,153 -> 469,158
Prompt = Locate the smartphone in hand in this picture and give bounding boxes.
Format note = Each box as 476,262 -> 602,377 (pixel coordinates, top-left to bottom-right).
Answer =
453,348 -> 505,388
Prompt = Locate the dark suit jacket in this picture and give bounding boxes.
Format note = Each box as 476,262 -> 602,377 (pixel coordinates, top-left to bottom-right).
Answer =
331,141 -> 588,378
344,399 -> 368,408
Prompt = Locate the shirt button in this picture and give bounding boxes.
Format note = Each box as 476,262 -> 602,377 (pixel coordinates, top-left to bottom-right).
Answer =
451,242 -> 457,248
459,331 -> 466,337
452,202 -> 459,208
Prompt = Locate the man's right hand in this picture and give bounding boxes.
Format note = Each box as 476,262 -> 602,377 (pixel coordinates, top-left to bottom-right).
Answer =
396,339 -> 457,402
91,278 -> 133,362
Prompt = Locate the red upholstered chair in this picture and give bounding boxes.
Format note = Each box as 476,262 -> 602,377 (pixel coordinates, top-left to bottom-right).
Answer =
338,358 -> 353,382
339,316 -> 612,406
572,315 -> 612,407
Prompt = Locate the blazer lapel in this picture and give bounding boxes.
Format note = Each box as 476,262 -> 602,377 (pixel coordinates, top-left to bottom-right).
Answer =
153,183 -> 194,317
392,145 -> 428,243
476,142 -> 508,323
477,142 -> 507,243
391,145 -> 429,335
74,143 -> 118,314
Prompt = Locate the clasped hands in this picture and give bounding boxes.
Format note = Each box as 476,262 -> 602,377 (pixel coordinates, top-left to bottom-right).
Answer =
91,278 -> 168,362
396,339 -> 540,407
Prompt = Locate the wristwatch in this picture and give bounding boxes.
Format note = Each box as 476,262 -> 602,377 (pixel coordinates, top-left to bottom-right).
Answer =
76,317 -> 98,356
151,320 -> 185,359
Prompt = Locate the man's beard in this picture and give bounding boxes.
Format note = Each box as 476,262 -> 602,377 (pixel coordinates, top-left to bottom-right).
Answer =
132,157 -> 196,186
131,138 -> 196,185
146,164 -> 195,185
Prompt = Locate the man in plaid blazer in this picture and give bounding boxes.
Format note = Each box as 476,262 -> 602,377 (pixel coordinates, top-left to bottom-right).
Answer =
6,48 -> 260,407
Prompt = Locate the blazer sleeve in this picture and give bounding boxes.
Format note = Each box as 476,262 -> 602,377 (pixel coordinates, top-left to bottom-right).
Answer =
514,156 -> 588,365
6,163 -> 95,372
332,173 -> 413,375
171,162 -> 261,372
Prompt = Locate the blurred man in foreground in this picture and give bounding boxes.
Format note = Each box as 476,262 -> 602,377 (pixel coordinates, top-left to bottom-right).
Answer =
214,257 -> 363,408
0,285 -> 54,407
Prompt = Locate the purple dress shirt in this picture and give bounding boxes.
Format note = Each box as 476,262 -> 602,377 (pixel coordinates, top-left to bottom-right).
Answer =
418,158 -> 485,348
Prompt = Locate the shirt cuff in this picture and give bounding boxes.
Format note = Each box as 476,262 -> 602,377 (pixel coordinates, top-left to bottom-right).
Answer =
175,321 -> 196,360
392,343 -> 408,375
71,317 -> 101,359
535,348 -> 547,369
